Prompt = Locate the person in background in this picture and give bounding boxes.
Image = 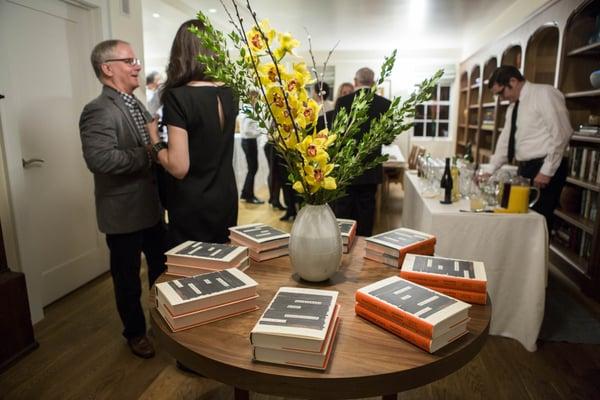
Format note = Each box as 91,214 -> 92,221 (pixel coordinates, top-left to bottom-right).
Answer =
332,68 -> 390,236
145,71 -> 161,116
148,19 -> 239,246
335,82 -> 354,105
487,65 -> 572,230
79,39 -> 166,359
146,71 -> 169,209
315,82 -> 335,132
239,90 -> 265,204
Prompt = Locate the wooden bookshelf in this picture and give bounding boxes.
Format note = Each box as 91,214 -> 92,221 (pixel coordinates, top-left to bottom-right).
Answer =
455,0 -> 600,299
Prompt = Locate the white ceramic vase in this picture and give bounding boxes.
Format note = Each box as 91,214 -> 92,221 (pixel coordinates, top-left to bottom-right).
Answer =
289,203 -> 342,282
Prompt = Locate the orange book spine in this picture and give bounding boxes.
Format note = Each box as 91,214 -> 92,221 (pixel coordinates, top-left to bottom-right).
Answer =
399,270 -> 486,292
355,291 -> 433,337
355,303 -> 432,352
424,285 -> 487,305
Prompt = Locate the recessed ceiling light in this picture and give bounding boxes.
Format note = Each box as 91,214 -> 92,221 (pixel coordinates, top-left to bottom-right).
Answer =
152,12 -> 160,18
208,8 -> 217,13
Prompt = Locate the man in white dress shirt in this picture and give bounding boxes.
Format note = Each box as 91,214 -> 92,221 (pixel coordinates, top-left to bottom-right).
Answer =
488,65 -> 572,229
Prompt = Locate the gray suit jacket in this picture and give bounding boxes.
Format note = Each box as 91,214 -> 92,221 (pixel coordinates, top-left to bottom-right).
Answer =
79,85 -> 161,234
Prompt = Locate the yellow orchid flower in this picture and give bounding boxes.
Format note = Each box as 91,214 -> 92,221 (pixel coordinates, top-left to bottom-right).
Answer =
274,32 -> 300,59
258,62 -> 287,87
293,62 -> 313,83
292,181 -> 305,194
296,98 -> 320,128
246,20 -> 275,53
304,163 -> 336,193
296,135 -> 329,164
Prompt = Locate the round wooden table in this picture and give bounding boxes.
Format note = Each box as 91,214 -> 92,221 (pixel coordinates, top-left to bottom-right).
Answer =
151,238 -> 491,399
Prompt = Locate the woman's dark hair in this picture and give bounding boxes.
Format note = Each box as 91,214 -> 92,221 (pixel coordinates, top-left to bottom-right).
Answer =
487,65 -> 524,89
161,19 -> 213,103
313,82 -> 331,100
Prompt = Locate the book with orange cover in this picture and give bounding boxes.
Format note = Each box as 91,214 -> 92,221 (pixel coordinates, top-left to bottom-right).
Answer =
365,228 -> 435,262
252,307 -> 341,370
157,294 -> 259,332
364,247 -> 434,268
400,254 -> 487,293
337,219 -> 357,253
355,303 -> 469,353
156,268 -> 258,315
228,223 -> 290,252
355,276 -> 470,338
166,257 -> 250,277
423,285 -> 487,305
165,241 -> 248,269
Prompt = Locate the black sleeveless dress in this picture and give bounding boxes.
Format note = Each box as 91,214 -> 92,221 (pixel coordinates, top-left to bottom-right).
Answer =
162,85 -> 239,245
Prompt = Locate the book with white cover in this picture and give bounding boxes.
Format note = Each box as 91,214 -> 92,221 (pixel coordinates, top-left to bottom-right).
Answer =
229,223 -> 290,251
166,257 -> 250,277
365,227 -> 435,257
253,308 -> 340,370
165,241 -> 248,267
355,276 -> 470,338
156,268 -> 258,315
250,287 -> 339,352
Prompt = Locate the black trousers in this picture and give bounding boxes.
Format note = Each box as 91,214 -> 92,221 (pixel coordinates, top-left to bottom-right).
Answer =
332,184 -> 378,236
518,157 -> 568,231
241,138 -> 258,199
105,222 -> 166,339
264,142 -> 283,205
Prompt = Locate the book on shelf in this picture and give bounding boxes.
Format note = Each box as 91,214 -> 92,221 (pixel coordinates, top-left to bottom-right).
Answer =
229,223 -> 290,251
365,228 -> 436,261
355,303 -> 468,353
157,294 -> 259,332
250,287 -> 339,353
337,219 -> 357,253
355,276 -> 470,338
252,305 -> 341,370
165,241 -> 248,269
155,268 -> 258,315
400,254 -> 487,293
166,256 -> 250,277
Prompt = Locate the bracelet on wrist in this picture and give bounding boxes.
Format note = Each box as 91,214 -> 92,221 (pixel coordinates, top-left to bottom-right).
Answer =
151,141 -> 168,162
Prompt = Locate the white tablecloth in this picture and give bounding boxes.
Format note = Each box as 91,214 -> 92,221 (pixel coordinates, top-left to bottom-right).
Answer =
233,133 -> 269,196
402,171 -> 548,351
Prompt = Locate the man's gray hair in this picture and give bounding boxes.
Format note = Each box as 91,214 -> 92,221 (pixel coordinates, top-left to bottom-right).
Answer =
355,67 -> 375,86
90,39 -> 129,79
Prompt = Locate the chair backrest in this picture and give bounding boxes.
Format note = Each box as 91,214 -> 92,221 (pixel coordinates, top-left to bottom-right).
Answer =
408,145 -> 426,170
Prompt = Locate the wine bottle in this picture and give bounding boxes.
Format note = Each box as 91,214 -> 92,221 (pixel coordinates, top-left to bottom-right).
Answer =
451,157 -> 460,202
440,157 -> 453,204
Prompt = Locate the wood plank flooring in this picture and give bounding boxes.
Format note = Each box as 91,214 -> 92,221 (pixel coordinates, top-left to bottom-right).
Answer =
1,184 -> 599,399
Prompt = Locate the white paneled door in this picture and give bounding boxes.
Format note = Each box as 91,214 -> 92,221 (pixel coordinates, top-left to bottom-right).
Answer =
0,0 -> 107,322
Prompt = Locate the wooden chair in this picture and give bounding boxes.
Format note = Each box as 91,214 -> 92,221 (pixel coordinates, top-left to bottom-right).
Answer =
407,145 -> 426,170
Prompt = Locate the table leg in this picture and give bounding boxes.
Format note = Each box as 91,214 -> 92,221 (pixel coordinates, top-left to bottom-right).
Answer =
234,387 -> 249,400
382,394 -> 397,400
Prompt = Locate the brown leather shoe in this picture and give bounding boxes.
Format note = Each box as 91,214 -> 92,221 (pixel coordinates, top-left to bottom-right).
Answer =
128,335 -> 155,359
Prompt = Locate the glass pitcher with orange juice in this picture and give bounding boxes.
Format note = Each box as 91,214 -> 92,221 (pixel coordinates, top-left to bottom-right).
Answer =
494,175 -> 540,213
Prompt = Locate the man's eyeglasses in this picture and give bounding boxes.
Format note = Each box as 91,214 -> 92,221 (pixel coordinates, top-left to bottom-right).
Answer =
104,58 -> 141,66
493,86 -> 507,97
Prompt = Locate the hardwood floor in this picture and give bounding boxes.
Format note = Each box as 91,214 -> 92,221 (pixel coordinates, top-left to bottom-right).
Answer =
1,183 -> 599,400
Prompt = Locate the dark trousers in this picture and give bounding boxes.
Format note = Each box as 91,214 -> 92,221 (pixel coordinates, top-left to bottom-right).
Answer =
241,138 -> 258,199
264,142 -> 283,205
518,157 -> 568,231
333,184 -> 378,236
105,222 -> 166,339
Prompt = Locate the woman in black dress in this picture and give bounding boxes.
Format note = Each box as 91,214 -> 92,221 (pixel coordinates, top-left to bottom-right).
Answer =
148,19 -> 238,246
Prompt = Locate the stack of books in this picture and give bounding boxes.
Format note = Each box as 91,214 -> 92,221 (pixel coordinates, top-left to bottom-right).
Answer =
364,227 -> 436,267
355,276 -> 471,353
250,287 -> 341,370
229,223 -> 290,261
337,219 -> 357,253
400,254 -> 487,304
165,241 -> 249,277
155,268 -> 259,332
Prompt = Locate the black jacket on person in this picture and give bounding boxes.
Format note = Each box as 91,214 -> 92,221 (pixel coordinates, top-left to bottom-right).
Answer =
332,89 -> 391,185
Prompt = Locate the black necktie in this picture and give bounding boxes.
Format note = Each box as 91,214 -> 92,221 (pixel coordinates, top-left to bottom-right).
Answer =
508,100 -> 519,163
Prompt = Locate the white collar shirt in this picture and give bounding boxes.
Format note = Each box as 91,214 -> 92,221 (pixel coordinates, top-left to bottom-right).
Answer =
490,81 -> 572,176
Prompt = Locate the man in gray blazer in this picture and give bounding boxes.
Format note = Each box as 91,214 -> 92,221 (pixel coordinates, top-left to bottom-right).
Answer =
79,39 -> 165,359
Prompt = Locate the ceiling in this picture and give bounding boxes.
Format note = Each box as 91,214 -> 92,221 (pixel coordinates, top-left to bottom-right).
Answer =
142,0 -> 518,73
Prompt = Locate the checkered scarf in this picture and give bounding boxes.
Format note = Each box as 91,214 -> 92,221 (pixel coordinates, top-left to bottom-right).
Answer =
120,92 -> 150,145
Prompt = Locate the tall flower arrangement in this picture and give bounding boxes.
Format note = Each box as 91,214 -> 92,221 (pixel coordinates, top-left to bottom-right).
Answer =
193,1 -> 442,205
